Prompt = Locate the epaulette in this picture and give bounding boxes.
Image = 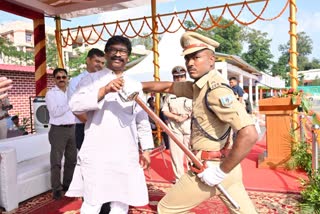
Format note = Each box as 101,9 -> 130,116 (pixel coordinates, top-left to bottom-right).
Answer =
208,81 -> 221,90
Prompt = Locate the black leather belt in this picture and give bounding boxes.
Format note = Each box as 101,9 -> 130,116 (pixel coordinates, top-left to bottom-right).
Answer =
52,124 -> 74,128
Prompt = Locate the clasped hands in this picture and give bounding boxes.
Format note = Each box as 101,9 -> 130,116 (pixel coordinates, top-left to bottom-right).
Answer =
197,165 -> 227,187
173,114 -> 189,123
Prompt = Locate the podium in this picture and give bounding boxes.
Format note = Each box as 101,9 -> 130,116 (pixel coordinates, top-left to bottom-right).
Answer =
258,96 -> 300,168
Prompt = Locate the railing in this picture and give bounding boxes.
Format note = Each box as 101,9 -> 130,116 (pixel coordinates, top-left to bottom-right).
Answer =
312,124 -> 320,170
298,113 -> 319,171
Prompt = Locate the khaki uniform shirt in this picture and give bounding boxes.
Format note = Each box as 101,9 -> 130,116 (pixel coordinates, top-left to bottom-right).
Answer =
173,69 -> 254,151
162,94 -> 192,134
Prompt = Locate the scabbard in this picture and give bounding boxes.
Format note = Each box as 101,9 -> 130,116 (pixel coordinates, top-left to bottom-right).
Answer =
134,96 -> 240,210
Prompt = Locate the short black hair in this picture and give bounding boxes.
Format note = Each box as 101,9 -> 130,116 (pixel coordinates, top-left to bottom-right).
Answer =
147,96 -> 154,104
104,35 -> 132,55
53,68 -> 67,77
87,48 -> 105,58
229,76 -> 237,81
11,115 -> 18,121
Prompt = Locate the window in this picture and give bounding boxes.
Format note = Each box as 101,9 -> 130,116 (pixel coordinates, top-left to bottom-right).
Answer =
25,32 -> 32,43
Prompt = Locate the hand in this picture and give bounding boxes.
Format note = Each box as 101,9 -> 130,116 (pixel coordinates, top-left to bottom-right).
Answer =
119,78 -> 142,102
104,77 -> 124,94
0,77 -> 13,99
175,114 -> 188,123
197,165 -> 227,187
139,150 -> 151,169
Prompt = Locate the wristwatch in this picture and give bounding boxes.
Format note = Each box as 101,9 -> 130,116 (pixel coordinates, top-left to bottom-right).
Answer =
143,148 -> 153,152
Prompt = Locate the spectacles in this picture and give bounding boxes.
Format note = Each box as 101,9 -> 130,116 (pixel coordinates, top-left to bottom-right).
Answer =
107,47 -> 129,56
55,76 -> 67,80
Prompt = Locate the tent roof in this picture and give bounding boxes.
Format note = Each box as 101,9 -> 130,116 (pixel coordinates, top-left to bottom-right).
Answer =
1,0 -> 170,19
126,17 -> 186,82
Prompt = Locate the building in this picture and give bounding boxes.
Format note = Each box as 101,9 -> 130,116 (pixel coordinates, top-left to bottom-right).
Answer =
215,53 -> 285,106
0,20 -> 100,69
297,69 -> 320,85
0,64 -> 54,132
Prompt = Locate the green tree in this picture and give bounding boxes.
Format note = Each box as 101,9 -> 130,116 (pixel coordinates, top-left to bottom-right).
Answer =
66,48 -> 87,77
304,58 -> 320,70
185,17 -> 244,55
46,34 -> 58,69
131,34 -> 154,50
271,32 -> 320,84
242,28 -> 273,72
0,36 -> 34,65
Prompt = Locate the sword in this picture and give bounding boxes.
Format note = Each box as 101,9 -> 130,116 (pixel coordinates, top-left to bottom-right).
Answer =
119,91 -> 240,210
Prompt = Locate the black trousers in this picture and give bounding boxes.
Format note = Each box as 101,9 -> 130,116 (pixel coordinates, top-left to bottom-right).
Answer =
49,125 -> 77,191
99,203 -> 111,214
75,123 -> 85,150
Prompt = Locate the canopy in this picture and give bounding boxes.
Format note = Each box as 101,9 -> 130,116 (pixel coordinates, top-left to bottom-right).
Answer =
127,17 -> 185,82
2,0 -> 170,19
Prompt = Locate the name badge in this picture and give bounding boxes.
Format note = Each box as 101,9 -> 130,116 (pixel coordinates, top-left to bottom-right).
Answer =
220,95 -> 234,107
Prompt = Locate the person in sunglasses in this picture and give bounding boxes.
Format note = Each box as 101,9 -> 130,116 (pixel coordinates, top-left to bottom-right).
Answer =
45,68 -> 77,200
66,36 -> 154,214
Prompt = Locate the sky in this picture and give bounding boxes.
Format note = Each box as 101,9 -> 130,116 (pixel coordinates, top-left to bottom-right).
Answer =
0,0 -> 319,61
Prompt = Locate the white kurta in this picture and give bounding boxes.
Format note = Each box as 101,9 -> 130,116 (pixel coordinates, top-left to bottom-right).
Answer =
65,68 -> 154,206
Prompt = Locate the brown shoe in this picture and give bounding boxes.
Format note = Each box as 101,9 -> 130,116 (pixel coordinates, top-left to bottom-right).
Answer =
53,190 -> 62,200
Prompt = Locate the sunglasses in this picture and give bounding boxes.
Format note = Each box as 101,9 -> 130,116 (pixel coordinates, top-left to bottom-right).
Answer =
55,76 -> 67,80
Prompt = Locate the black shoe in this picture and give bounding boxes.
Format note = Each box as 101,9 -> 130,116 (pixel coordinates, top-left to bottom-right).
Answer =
62,185 -> 69,192
53,190 -> 62,200
99,202 -> 111,214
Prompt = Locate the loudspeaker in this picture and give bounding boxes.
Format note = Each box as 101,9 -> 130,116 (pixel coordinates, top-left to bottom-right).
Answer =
33,97 -> 50,133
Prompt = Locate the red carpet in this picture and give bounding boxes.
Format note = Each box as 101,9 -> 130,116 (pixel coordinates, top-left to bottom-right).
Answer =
7,182 -> 300,214
147,135 -> 307,193
3,136 -> 306,213
242,136 -> 307,193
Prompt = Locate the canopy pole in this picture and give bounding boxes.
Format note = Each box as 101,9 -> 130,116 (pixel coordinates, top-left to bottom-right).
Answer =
289,0 -> 298,133
151,0 -> 162,144
55,16 -> 64,68
33,15 -> 47,96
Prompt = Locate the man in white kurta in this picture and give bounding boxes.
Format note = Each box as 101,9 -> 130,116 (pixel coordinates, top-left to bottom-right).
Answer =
66,35 -> 154,214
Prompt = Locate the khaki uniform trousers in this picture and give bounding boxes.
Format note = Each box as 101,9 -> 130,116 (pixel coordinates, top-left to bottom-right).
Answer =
158,161 -> 257,214
169,129 -> 190,181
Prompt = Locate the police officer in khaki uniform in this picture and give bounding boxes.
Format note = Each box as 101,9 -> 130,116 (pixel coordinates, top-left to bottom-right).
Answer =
162,66 -> 192,181
140,31 -> 258,213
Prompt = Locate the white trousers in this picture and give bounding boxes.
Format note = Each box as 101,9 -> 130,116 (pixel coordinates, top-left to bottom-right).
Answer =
81,201 -> 129,214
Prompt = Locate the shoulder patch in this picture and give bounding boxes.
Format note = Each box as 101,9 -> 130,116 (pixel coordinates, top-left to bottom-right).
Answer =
209,81 -> 221,89
219,95 -> 234,107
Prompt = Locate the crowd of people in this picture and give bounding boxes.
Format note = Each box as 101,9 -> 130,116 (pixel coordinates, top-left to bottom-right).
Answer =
0,31 -> 259,213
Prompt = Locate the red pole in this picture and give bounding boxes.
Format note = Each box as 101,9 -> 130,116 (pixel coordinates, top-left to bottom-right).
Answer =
33,15 -> 47,96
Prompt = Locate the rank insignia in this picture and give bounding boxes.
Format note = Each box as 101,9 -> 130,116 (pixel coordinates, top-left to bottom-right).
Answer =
220,95 -> 234,107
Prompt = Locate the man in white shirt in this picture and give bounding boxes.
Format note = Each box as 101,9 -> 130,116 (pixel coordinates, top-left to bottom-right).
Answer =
67,48 -> 105,150
45,68 -> 77,200
66,36 -> 154,214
